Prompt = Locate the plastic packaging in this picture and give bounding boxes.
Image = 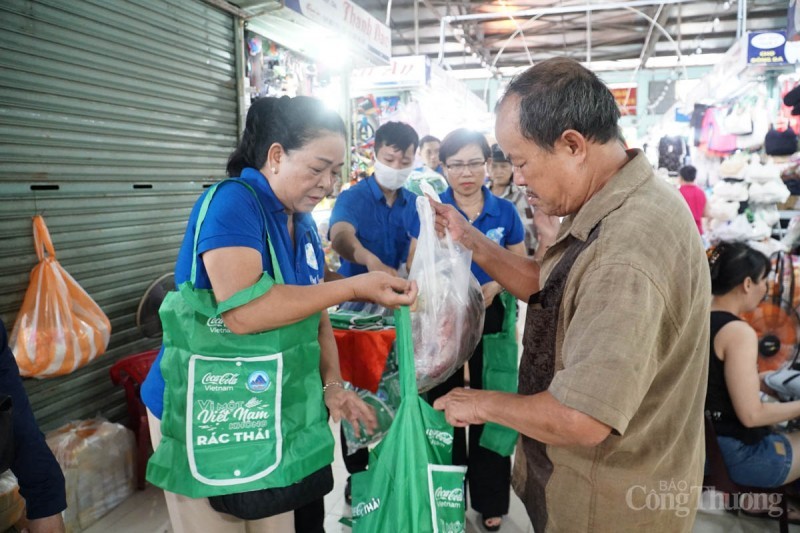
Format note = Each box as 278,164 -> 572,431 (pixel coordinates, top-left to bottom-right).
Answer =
408,184 -> 484,392
10,216 -> 111,378
342,368 -> 401,453
46,419 -> 135,533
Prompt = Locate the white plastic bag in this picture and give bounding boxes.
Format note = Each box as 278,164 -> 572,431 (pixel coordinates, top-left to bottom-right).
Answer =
409,184 -> 484,392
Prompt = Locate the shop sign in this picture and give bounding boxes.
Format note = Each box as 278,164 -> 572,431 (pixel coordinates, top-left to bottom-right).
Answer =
350,55 -> 429,91
610,86 -> 637,116
285,0 -> 391,64
747,31 -> 788,65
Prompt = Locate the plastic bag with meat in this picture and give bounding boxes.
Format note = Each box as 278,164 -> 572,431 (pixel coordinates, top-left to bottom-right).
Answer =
409,184 -> 484,392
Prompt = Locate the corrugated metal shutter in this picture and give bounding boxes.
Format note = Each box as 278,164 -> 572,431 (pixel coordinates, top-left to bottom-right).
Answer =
0,0 -> 238,431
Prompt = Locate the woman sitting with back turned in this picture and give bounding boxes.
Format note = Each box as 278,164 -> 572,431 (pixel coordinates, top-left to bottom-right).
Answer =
707,242 -> 800,497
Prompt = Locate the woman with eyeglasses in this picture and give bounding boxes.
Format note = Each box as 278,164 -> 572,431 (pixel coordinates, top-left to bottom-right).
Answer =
410,128 -> 526,532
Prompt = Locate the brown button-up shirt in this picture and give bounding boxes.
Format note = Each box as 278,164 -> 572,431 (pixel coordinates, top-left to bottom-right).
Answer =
540,150 -> 710,531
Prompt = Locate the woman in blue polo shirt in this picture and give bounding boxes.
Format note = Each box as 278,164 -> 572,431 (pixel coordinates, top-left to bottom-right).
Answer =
141,96 -> 417,533
413,128 -> 526,532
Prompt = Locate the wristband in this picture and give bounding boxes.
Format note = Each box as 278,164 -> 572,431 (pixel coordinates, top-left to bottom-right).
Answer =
323,380 -> 344,394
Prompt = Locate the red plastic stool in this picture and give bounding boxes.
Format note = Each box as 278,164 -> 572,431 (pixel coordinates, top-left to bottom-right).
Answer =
109,349 -> 159,490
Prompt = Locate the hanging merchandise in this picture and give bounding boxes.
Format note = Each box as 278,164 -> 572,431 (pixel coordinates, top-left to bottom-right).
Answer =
721,102 -> 754,136
409,184 -> 484,393
765,125 -> 799,156
351,306 -> 467,533
657,135 -> 688,172
10,216 -> 111,378
708,198 -> 740,222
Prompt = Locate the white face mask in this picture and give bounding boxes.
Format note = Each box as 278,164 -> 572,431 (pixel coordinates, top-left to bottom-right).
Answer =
373,159 -> 414,190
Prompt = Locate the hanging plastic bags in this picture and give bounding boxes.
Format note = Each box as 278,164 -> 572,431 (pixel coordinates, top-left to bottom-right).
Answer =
409,183 -> 484,392
10,216 -> 111,378
352,306 -> 467,533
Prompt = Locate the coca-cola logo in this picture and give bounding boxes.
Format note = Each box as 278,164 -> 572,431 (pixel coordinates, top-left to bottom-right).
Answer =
202,373 -> 239,386
206,317 -> 230,333
426,429 -> 453,446
434,487 -> 463,502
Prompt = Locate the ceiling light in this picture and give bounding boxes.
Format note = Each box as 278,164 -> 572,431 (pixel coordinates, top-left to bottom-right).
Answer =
465,45 -> 472,54
713,17 -> 720,30
695,46 -> 702,55
723,1 -> 730,9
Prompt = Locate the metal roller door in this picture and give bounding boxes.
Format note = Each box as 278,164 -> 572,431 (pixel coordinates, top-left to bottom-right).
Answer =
0,0 -> 238,430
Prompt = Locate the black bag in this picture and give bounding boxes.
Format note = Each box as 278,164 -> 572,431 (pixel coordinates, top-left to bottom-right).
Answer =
208,464 -> 333,520
0,395 -> 13,474
765,126 -> 798,156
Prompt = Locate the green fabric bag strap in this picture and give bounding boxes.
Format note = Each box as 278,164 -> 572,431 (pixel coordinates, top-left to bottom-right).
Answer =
479,290 -> 520,456
395,306 -> 416,399
185,179 -> 284,317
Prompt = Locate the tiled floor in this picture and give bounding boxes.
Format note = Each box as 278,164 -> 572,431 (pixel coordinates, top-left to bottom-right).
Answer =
85,420 -> 800,532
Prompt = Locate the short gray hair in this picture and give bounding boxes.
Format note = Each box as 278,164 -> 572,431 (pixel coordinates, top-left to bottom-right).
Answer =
499,58 -> 620,152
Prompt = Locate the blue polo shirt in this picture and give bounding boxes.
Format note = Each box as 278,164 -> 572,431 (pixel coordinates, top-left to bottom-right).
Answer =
414,186 -> 524,285
141,167 -> 325,418
329,176 -> 419,277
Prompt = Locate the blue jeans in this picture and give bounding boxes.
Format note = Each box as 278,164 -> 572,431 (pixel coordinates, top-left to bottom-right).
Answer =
717,433 -> 793,488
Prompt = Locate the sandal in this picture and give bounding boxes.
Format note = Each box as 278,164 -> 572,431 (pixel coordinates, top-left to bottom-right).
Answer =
482,515 -> 502,531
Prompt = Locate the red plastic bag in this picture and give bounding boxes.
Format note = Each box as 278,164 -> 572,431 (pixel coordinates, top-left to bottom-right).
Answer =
10,216 -> 111,378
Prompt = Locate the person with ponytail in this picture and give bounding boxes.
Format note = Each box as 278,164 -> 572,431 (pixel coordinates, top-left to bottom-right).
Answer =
707,241 -> 800,493
141,96 -> 417,533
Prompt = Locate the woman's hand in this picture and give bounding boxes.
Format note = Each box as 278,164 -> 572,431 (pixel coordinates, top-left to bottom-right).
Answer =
481,281 -> 503,308
353,272 -> 418,308
325,385 -> 377,438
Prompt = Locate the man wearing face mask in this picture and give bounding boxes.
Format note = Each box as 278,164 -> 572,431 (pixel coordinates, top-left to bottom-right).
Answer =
328,121 -> 420,502
330,121 -> 420,278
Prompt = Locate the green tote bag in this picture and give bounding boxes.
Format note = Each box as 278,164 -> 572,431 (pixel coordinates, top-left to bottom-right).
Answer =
146,180 -> 334,498
352,306 -> 467,533
479,290 -> 520,457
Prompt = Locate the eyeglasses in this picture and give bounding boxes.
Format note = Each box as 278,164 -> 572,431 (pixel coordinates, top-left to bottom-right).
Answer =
445,160 -> 486,174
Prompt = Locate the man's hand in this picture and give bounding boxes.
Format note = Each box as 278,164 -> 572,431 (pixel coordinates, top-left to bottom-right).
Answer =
22,514 -> 66,533
432,388 -> 490,427
352,272 -> 418,308
325,386 -> 378,439
429,197 -> 481,250
481,281 -> 503,308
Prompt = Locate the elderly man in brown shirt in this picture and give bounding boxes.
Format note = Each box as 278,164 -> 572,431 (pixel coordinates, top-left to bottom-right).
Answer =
432,58 -> 710,532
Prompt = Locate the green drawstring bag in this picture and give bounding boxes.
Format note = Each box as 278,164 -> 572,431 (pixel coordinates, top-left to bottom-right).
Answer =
479,290 -> 520,457
352,306 -> 467,533
146,180 -> 334,499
